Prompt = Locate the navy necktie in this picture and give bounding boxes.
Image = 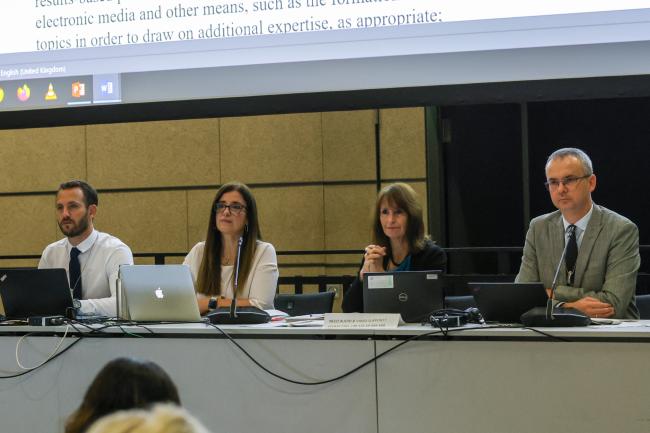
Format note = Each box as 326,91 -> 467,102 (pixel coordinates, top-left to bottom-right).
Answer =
69,247 -> 82,299
565,225 -> 578,286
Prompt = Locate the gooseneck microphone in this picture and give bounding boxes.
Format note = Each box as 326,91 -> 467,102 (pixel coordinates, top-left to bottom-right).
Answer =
229,236 -> 243,319
520,225 -> 590,327
545,225 -> 574,320
207,236 -> 271,325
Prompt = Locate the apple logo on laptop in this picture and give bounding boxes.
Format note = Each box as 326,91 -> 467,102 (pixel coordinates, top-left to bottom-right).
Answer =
154,287 -> 164,299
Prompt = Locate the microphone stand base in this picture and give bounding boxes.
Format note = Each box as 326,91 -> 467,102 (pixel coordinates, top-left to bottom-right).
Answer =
520,307 -> 591,327
207,306 -> 271,325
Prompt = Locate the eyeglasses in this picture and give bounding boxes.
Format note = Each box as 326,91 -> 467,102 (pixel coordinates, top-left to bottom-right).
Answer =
214,202 -> 246,215
544,174 -> 591,191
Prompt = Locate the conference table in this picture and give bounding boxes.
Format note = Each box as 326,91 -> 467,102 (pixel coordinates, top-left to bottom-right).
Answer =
1,320 -> 649,433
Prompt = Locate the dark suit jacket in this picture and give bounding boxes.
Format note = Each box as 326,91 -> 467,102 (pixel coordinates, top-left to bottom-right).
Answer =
342,239 -> 447,313
516,204 -> 640,319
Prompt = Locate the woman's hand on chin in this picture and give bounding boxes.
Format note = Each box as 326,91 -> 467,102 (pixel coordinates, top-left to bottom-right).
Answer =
360,245 -> 386,277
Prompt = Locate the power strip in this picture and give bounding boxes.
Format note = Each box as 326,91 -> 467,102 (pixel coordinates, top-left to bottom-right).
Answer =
429,315 -> 466,328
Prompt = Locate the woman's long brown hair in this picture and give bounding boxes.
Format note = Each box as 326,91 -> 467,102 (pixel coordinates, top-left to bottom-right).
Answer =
371,182 -> 426,264
196,182 -> 262,297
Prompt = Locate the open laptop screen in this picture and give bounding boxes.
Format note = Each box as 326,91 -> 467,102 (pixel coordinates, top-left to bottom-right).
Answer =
0,268 -> 73,319
119,265 -> 201,322
363,270 -> 444,323
469,282 -> 547,323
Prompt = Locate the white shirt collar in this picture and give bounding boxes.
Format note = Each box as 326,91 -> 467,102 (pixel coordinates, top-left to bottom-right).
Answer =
67,229 -> 99,254
562,204 -> 593,233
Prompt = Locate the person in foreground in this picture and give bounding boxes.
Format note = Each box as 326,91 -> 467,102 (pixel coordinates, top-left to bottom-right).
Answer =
65,357 -> 181,433
516,148 -> 640,319
86,404 -> 212,433
342,183 -> 447,312
39,180 -> 134,317
183,181 -> 278,314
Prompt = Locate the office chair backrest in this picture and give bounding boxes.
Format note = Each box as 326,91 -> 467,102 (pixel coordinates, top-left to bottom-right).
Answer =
274,291 -> 335,316
636,294 -> 650,319
444,295 -> 478,310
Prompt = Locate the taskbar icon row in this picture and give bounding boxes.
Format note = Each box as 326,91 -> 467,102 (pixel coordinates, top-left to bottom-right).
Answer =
0,74 -> 120,111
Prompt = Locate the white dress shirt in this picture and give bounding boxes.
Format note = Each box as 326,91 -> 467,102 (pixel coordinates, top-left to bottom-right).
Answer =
562,204 -> 594,249
183,240 -> 278,309
38,229 -> 134,316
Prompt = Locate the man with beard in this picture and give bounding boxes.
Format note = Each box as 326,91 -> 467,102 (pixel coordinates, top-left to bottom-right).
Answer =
38,180 -> 133,317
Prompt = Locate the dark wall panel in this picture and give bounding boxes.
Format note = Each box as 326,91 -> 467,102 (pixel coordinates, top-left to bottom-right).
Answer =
441,104 -> 523,273
528,98 -> 650,249
440,97 -> 649,275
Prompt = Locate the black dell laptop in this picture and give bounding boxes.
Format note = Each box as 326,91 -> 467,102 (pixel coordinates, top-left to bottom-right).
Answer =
468,282 -> 548,323
363,270 -> 444,323
0,268 -> 73,319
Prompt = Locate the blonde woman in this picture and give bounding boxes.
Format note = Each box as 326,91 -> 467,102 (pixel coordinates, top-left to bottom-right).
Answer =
86,404 -> 212,433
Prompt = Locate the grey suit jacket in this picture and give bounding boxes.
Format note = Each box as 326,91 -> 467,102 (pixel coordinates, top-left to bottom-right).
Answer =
516,204 -> 640,319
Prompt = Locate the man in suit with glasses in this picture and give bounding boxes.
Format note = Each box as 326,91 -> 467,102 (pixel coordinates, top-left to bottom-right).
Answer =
516,148 -> 640,319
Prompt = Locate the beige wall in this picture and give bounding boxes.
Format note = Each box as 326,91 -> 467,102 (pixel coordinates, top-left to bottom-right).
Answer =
0,107 -> 428,310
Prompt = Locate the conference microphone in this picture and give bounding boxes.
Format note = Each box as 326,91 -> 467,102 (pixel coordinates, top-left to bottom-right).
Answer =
207,236 -> 271,325
520,225 -> 590,327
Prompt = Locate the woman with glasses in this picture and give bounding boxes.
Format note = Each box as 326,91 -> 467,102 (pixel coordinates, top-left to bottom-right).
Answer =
183,182 -> 278,314
342,183 -> 447,313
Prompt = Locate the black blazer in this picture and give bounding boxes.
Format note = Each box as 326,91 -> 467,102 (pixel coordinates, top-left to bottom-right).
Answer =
341,240 -> 447,313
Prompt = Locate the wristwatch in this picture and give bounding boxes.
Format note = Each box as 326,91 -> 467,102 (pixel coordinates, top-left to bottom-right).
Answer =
67,298 -> 82,319
208,297 -> 218,311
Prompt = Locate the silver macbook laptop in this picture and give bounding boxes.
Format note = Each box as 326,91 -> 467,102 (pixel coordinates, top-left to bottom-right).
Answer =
118,265 -> 201,322
363,270 -> 444,323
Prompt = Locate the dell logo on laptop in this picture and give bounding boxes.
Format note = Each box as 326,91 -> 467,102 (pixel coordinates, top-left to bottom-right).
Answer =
154,287 -> 164,299
398,292 -> 408,302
